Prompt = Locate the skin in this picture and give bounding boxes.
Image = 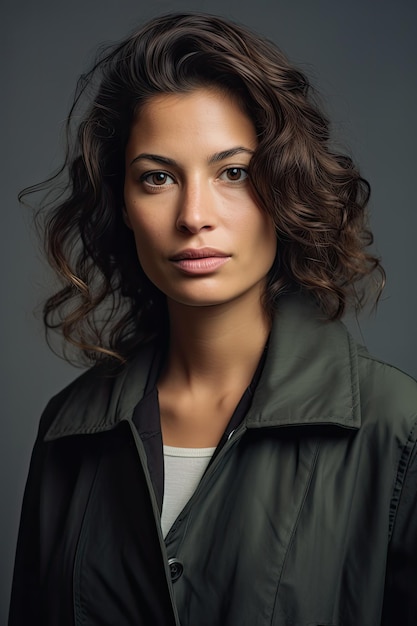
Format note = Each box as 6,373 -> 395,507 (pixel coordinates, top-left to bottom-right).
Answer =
124,88 -> 277,446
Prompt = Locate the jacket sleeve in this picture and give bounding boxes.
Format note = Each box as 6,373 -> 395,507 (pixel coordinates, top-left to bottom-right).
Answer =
8,392 -> 71,626
382,420 -> 417,625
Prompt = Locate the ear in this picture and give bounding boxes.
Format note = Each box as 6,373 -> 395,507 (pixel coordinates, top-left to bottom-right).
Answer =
122,205 -> 133,229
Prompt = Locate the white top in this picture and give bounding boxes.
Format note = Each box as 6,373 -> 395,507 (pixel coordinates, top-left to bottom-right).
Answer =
161,445 -> 216,538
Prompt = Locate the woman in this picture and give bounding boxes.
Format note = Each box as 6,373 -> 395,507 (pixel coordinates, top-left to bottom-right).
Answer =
9,12 -> 417,626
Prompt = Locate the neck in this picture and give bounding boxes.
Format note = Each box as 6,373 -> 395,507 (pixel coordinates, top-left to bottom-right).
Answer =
160,292 -> 271,391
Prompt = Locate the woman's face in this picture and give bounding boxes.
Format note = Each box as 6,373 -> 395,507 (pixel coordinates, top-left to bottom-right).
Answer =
124,88 -> 277,311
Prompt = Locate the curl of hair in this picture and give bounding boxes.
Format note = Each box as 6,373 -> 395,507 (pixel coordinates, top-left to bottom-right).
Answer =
20,12 -> 384,364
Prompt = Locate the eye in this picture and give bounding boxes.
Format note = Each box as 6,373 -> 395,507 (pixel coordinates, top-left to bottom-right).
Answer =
141,171 -> 175,187
219,167 -> 248,182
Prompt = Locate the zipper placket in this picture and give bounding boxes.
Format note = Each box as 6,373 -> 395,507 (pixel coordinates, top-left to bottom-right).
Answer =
164,421 -> 248,544
126,419 -> 181,626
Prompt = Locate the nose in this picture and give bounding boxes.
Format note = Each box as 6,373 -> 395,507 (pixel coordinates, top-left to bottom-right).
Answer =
176,178 -> 217,234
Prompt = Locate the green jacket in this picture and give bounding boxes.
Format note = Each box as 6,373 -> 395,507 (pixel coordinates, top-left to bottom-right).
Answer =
9,295 -> 417,625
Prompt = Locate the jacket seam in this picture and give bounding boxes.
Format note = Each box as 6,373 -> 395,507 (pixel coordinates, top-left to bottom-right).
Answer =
270,438 -> 321,624
72,445 -> 103,625
347,333 -> 358,423
388,417 -> 417,540
358,353 -> 417,385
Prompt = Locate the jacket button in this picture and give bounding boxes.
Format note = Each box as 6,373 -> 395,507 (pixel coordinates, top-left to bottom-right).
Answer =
168,558 -> 183,582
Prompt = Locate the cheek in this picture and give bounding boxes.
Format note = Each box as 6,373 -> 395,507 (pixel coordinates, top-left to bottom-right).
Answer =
131,232 -> 163,288
125,203 -> 162,246
129,224 -> 173,294
263,235 -> 278,273
124,211 -> 158,267
253,213 -> 277,258
258,225 -> 277,277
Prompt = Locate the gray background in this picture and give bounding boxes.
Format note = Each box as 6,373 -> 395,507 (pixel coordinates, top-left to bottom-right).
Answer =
2,0 -> 416,619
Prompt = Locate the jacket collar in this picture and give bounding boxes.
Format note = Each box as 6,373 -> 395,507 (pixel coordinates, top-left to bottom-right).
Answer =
245,294 -> 361,430
44,294 -> 360,441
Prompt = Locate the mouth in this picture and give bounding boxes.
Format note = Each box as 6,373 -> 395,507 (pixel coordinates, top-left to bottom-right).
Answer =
169,248 -> 231,274
170,247 -> 230,261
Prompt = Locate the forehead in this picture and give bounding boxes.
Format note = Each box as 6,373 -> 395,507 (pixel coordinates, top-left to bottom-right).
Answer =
126,88 -> 257,156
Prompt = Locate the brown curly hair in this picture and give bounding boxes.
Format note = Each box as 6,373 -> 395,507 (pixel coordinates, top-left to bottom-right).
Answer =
21,12 -> 384,364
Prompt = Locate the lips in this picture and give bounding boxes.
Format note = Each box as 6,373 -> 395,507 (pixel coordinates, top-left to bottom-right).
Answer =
170,247 -> 230,261
169,248 -> 231,274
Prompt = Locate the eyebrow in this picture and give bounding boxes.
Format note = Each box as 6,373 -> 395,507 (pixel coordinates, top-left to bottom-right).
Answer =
208,147 -> 254,164
129,147 -> 254,167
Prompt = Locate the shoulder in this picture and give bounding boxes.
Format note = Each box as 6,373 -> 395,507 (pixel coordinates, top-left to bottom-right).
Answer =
355,344 -> 417,443
38,342 -> 158,442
